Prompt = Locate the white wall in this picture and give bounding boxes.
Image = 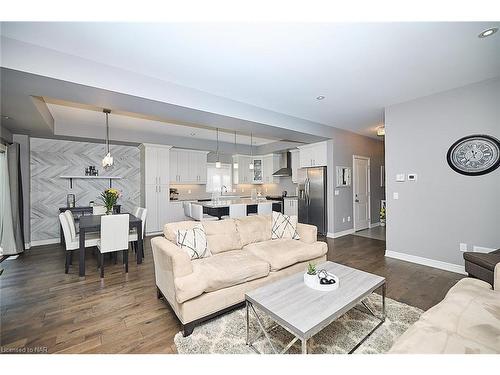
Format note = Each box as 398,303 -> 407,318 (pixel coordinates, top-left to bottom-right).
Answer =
385,78 -> 500,269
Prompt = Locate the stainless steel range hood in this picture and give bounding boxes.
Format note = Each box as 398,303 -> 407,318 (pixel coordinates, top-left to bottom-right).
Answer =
272,151 -> 292,177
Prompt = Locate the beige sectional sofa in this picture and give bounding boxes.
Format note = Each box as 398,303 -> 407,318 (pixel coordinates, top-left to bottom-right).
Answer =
390,263 -> 500,353
151,215 -> 327,336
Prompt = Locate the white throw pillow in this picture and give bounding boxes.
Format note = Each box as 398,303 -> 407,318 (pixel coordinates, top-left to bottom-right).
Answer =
271,211 -> 300,240
176,224 -> 212,260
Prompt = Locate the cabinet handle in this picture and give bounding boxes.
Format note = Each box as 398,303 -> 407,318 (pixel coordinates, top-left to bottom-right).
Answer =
159,186 -> 161,193
158,176 -> 161,184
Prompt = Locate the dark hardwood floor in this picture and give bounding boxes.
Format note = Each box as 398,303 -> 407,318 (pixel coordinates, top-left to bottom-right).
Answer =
0,234 -> 463,353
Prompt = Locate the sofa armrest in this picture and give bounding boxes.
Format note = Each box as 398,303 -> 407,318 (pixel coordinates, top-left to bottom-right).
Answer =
151,236 -> 194,304
495,263 -> 500,291
296,223 -> 317,244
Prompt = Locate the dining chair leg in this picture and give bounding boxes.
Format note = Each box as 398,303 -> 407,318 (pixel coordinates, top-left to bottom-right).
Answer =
69,250 -> 73,265
65,252 -> 70,274
97,251 -> 101,269
123,249 -> 128,273
100,253 -> 105,278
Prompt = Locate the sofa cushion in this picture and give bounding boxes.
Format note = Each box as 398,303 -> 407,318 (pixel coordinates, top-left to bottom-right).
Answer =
164,221 -> 198,242
244,238 -> 328,271
271,211 -> 300,240
176,224 -> 212,260
235,215 -> 272,246
202,219 -> 242,254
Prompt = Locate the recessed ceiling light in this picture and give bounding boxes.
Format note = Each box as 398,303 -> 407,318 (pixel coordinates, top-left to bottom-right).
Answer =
478,27 -> 498,38
316,96 -> 325,100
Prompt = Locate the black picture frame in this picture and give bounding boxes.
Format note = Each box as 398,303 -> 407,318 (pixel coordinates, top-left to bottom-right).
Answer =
446,134 -> 500,176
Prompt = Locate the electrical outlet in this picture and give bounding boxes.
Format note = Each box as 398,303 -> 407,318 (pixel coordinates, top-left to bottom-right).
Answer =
459,243 -> 468,252
393,192 -> 399,200
347,216 -> 351,222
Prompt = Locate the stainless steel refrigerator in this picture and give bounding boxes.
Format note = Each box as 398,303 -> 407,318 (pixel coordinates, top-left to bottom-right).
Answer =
298,167 -> 327,235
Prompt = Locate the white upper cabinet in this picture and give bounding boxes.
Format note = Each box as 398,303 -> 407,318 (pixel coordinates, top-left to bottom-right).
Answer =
262,154 -> 280,184
170,148 -> 208,184
142,144 -> 171,186
233,155 -> 252,184
298,141 -> 327,168
290,149 -> 299,183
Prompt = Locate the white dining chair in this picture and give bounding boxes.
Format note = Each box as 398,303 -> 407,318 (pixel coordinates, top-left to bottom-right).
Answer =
129,208 -> 147,257
191,203 -> 219,221
183,201 -> 192,219
93,205 -> 107,215
132,206 -> 141,218
59,212 -> 99,274
97,214 -> 130,278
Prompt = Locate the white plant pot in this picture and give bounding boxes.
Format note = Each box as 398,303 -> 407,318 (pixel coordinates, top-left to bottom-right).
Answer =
303,273 -> 318,288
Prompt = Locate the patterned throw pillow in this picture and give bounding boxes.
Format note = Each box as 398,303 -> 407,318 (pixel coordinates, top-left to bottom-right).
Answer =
176,224 -> 212,260
271,211 -> 300,240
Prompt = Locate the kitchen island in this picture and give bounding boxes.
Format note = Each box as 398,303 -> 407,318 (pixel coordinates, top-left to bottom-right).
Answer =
193,198 -> 282,219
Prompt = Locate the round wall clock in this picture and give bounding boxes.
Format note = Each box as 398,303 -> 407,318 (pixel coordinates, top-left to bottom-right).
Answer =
446,134 -> 500,176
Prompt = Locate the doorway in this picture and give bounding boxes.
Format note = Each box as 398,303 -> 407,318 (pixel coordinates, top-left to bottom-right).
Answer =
353,155 -> 370,232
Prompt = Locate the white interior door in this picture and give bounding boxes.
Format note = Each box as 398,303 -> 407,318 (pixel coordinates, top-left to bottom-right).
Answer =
353,156 -> 370,231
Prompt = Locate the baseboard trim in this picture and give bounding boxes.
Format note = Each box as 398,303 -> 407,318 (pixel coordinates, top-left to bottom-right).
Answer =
385,250 -> 466,275
30,238 -> 60,247
326,229 -> 355,239
369,222 -> 380,228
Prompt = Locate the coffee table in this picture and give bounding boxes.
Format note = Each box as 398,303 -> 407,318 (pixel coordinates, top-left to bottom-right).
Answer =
245,261 -> 386,354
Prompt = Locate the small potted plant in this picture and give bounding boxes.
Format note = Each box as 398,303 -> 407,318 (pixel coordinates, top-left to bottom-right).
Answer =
304,262 -> 317,287
99,188 -> 121,215
380,207 -> 386,226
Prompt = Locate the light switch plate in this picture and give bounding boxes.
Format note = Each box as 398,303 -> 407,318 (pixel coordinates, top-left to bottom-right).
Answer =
334,190 -> 339,196
393,192 -> 399,200
396,174 -> 405,182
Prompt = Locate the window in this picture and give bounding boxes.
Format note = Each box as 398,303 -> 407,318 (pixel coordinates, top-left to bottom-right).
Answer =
206,163 -> 232,193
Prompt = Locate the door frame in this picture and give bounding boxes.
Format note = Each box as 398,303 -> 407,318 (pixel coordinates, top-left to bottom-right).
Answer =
352,155 -> 371,232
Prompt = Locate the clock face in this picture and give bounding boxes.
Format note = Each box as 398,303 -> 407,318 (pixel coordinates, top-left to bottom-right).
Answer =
447,135 -> 500,176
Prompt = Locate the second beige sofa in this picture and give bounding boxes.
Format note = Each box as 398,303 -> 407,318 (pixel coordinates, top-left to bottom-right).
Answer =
151,215 -> 327,336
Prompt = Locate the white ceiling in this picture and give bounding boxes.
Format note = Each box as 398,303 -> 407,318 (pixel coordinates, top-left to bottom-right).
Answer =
46,103 -> 276,146
3,22 -> 500,136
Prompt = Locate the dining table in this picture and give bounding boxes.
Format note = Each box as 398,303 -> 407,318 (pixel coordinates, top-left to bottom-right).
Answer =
78,213 -> 143,277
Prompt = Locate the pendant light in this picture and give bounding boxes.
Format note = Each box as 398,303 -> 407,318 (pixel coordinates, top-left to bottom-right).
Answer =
233,131 -> 239,169
249,133 -> 254,170
102,109 -> 113,169
215,128 -> 221,168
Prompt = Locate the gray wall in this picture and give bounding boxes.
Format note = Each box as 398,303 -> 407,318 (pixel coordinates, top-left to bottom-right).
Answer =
30,137 -> 140,242
12,134 -> 30,245
385,78 -> 500,266
328,131 -> 385,234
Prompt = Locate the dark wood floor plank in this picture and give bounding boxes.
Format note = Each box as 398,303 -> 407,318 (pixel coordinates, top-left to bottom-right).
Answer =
0,234 -> 463,353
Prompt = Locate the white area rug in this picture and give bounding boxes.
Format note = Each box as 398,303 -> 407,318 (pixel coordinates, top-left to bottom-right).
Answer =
174,293 -> 423,354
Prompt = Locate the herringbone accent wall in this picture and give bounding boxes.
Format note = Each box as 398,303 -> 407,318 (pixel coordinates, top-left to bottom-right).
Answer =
31,138 -> 140,242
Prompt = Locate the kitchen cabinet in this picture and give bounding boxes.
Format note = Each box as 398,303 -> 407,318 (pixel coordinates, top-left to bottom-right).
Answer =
283,197 -> 298,217
140,143 -> 172,234
298,141 -> 327,168
170,148 -> 208,184
233,155 -> 253,184
290,149 -> 299,183
262,154 -> 280,184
